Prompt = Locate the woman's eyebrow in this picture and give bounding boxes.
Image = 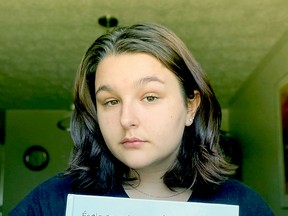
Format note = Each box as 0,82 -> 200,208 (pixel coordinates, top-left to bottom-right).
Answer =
95,76 -> 165,96
135,76 -> 165,87
95,85 -> 112,96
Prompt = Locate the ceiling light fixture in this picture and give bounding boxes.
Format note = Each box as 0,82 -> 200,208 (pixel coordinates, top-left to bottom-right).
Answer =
57,104 -> 74,132
57,116 -> 71,132
98,15 -> 118,28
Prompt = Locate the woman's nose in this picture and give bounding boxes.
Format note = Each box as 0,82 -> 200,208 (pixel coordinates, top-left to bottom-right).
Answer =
120,103 -> 139,129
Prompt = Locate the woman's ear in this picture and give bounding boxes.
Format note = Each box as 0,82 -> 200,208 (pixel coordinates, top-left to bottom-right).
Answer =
185,90 -> 201,126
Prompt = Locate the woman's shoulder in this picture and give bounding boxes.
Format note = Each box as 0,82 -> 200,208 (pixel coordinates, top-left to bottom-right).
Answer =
37,173 -> 73,193
215,178 -> 261,199
190,178 -> 274,216
9,174 -> 73,216
24,173 -> 74,199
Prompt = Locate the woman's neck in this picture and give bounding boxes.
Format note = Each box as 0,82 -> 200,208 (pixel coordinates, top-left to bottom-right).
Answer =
123,169 -> 192,201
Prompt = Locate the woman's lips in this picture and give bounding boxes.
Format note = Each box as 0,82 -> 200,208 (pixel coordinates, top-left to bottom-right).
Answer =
121,137 -> 146,148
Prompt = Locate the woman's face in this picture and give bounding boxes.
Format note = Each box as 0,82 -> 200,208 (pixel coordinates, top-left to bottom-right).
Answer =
95,53 -> 199,173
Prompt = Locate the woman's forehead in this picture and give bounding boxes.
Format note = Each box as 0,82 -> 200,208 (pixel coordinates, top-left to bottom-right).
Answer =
94,53 -> 182,92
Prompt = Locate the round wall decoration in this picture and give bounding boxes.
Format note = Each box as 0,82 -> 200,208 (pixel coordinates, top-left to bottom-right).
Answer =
23,145 -> 49,171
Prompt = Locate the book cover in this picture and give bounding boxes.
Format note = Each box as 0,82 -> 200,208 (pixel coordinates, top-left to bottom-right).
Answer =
66,194 -> 239,216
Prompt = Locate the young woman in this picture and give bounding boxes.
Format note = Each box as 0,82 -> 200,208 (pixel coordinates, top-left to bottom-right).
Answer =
10,23 -> 274,216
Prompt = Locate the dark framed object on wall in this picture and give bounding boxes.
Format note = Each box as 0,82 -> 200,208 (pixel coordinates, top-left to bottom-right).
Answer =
281,85 -> 288,194
23,145 -> 49,171
277,75 -> 288,207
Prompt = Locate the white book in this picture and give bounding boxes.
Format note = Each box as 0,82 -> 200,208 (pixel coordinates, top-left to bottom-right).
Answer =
66,194 -> 239,216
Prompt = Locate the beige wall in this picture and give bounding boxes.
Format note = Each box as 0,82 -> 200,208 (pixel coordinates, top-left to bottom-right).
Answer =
229,31 -> 288,216
2,110 -> 73,215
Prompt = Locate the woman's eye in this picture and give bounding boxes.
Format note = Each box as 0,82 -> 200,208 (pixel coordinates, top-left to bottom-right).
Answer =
144,95 -> 159,102
104,100 -> 119,106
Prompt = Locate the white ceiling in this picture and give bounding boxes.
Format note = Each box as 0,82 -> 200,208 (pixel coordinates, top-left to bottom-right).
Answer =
0,0 -> 288,110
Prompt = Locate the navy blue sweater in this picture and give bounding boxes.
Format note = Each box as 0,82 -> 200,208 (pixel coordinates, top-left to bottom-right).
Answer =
9,175 -> 274,216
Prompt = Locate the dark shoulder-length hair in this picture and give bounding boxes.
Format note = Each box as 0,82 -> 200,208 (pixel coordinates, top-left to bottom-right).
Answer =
66,23 -> 235,195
